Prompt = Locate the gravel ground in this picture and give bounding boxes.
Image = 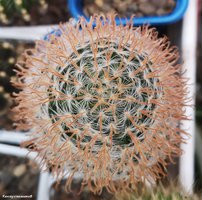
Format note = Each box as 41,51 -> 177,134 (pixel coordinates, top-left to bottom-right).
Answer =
50,179 -> 113,200
0,154 -> 39,199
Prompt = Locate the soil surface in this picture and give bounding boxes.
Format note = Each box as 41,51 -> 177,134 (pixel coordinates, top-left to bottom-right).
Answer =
0,154 -> 39,199
83,0 -> 176,18
50,179 -> 114,200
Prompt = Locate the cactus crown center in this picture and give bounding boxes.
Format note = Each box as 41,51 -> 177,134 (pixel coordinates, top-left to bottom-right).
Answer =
48,39 -> 161,149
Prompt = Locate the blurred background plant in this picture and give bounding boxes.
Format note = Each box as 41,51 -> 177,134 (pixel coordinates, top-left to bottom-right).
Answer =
0,0 -> 47,24
114,183 -> 202,200
0,40 -> 34,130
195,0 -> 202,194
0,0 -> 70,26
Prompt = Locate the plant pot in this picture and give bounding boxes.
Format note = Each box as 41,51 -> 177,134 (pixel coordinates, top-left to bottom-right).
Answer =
68,0 -> 189,26
0,25 -> 60,41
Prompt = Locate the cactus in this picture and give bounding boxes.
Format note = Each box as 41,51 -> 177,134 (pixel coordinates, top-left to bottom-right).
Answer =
14,14 -> 188,194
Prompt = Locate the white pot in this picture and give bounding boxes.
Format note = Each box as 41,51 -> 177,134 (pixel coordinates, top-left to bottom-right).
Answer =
0,130 -> 29,145
0,25 -> 59,41
0,18 -> 77,41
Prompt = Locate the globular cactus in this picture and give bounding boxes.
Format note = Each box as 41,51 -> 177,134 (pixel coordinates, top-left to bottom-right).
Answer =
14,14 -> 188,193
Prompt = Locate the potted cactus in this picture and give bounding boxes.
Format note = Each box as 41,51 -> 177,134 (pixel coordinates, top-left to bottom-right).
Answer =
14,14 -> 189,195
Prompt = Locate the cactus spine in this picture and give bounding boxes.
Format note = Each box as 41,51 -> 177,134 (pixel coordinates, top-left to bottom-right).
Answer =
14,15 -> 188,193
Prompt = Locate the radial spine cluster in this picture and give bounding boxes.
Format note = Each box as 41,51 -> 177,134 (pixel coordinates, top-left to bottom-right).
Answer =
14,14 -> 188,193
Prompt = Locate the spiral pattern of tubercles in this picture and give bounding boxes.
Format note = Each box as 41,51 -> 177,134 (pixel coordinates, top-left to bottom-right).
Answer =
14,14 -> 188,194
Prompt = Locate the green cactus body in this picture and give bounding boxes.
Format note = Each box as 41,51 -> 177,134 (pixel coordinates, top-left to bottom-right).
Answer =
47,40 -> 160,150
